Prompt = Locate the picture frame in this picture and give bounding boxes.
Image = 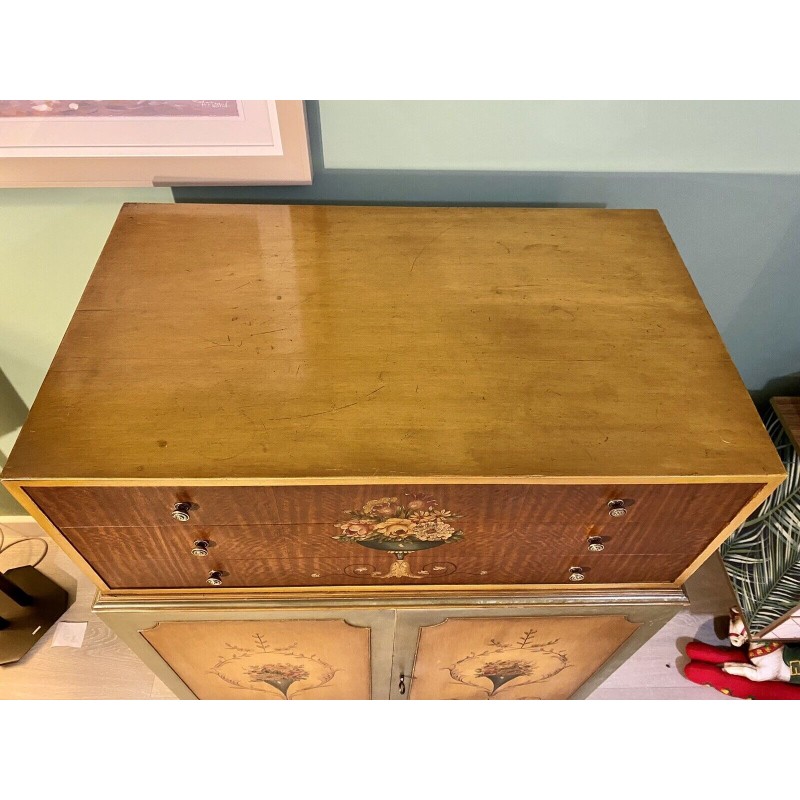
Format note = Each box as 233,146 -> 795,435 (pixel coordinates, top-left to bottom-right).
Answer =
0,100 -> 312,187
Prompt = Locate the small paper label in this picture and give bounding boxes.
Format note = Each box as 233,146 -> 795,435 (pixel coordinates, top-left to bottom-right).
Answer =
51,621 -> 87,648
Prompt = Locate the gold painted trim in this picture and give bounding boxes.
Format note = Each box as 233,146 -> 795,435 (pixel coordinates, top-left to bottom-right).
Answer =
2,474 -> 783,486
96,581 -> 681,598
93,589 -> 689,614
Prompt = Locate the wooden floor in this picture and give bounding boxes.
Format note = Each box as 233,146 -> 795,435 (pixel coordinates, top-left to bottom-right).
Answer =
0,520 -> 733,700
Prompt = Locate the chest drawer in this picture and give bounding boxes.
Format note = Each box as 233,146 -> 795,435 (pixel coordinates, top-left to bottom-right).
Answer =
26,481 -> 758,533
53,478 -> 758,589
28,481 -> 760,590
27,486 -> 284,528
62,528 -> 691,589
29,484 -> 612,528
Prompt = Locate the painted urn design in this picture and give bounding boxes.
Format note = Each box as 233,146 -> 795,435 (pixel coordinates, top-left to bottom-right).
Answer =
209,633 -> 337,699
448,629 -> 570,698
332,494 -> 464,577
244,662 -> 311,698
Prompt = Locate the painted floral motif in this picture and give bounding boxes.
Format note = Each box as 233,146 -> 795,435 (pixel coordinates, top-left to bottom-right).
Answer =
333,494 -> 464,546
332,494 -> 465,578
475,659 -> 535,693
449,629 -> 571,698
209,633 -> 337,699
245,663 -> 311,698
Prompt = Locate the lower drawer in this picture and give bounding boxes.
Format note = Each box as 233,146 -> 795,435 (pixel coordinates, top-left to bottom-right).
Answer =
65,526 -> 696,589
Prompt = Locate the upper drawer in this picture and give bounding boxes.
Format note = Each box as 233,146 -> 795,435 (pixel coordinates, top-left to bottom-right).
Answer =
26,482 -> 760,546
27,483 -> 613,529
27,486 -> 284,528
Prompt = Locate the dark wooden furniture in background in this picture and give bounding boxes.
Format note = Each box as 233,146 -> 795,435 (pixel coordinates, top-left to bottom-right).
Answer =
1,204 -> 784,698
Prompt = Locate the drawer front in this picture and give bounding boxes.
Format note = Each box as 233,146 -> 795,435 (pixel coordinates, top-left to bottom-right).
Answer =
570,482 -> 761,556
28,481 -> 758,532
65,527 -> 691,589
44,482 -> 760,588
28,484 -> 609,529
27,486 -> 284,528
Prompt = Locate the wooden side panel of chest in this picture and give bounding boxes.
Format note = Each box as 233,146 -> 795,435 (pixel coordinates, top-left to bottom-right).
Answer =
19,481 -> 762,590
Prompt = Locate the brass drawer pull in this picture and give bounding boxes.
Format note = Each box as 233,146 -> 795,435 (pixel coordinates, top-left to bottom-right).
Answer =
568,566 -> 585,582
399,673 -> 406,695
206,570 -> 223,586
607,499 -> 627,517
172,502 -> 192,522
191,540 -> 210,557
587,536 -> 605,552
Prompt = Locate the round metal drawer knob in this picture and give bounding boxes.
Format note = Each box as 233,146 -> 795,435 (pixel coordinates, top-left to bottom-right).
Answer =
568,566 -> 585,582
206,571 -> 223,586
172,502 -> 192,522
191,540 -> 210,557
607,499 -> 627,517
587,536 -> 605,552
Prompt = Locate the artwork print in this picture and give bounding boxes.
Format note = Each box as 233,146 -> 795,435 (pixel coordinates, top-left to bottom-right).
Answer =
0,101 -> 241,118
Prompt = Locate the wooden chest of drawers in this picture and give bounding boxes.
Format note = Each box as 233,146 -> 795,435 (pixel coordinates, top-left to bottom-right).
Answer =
2,203 -> 783,595
1,204 -> 784,697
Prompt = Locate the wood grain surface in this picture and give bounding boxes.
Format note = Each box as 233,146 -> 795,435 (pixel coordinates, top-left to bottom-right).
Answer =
25,481 -> 758,530
41,482 -> 757,588
2,204 -> 783,483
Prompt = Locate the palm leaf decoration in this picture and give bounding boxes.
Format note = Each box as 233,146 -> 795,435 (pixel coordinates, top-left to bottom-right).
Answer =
721,408 -> 800,636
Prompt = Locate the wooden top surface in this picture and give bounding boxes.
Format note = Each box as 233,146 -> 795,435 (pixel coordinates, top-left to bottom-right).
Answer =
3,204 -> 784,483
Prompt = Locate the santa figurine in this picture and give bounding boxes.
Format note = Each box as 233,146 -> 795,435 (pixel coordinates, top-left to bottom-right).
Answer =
683,608 -> 800,699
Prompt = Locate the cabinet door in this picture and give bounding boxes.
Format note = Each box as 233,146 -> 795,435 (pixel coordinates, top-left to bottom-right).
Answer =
98,605 -> 394,699
391,604 -> 677,700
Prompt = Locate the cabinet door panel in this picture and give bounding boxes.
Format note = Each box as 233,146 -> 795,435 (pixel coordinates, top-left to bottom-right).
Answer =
400,614 -> 641,700
140,618 -> 372,700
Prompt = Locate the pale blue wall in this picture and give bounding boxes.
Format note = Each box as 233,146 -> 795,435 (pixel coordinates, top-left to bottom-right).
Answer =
319,101 -> 800,173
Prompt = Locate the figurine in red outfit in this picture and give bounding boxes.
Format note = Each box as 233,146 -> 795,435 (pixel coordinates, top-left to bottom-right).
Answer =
683,609 -> 800,699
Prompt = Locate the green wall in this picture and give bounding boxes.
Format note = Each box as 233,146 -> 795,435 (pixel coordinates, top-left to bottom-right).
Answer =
319,101 -> 800,172
0,188 -> 172,514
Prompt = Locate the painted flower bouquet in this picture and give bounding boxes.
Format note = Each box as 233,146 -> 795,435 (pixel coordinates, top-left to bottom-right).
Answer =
333,494 -> 464,553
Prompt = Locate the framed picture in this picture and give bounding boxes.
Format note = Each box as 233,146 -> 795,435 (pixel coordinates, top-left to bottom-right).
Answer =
0,100 -> 311,187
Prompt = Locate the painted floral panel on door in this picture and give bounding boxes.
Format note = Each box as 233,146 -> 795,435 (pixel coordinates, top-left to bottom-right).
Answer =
141,619 -> 371,699
409,615 -> 639,699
